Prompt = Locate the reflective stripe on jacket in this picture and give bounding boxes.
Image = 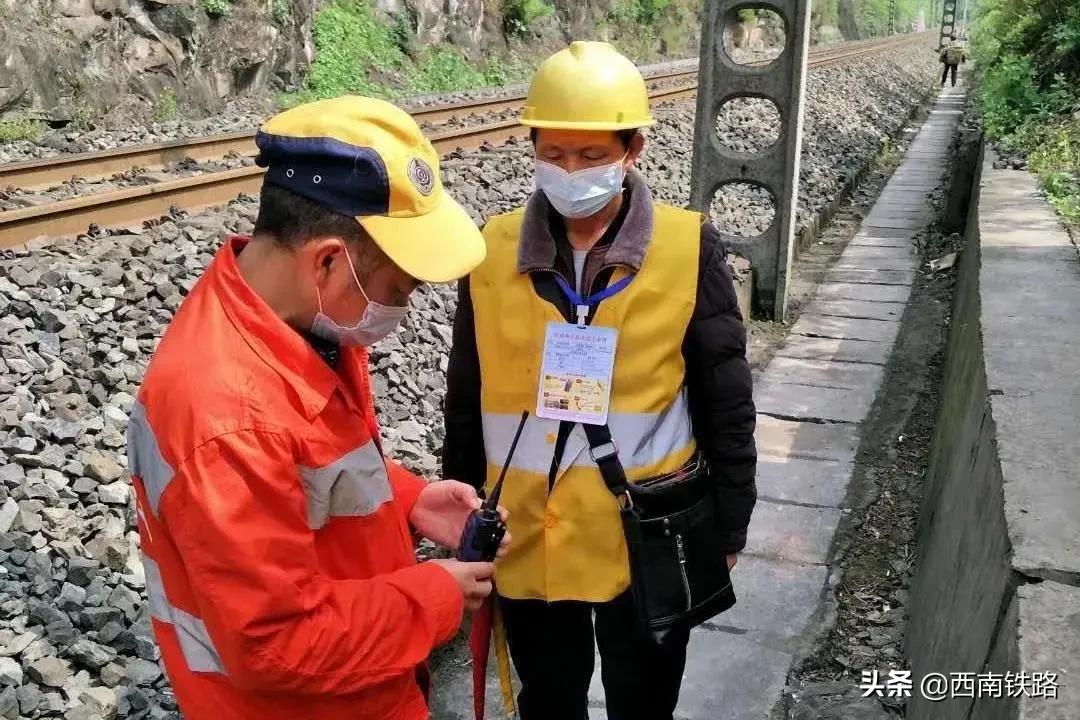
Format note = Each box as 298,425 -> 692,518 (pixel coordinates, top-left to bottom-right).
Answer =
127,236 -> 463,720
470,204 -> 701,602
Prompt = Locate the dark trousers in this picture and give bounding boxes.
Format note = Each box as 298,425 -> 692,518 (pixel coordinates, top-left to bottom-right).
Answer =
500,592 -> 690,720
941,63 -> 958,86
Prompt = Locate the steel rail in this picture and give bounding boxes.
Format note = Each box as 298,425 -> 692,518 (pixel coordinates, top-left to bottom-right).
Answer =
0,69 -> 699,193
0,32 -> 933,250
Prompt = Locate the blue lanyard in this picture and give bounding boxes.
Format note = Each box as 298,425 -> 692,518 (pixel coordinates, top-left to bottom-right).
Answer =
553,272 -> 634,326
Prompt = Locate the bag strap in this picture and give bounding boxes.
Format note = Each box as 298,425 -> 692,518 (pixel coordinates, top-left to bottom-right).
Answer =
582,423 -> 630,498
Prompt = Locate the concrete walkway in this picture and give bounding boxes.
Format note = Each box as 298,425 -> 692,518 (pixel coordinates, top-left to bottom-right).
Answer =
430,85 -> 967,720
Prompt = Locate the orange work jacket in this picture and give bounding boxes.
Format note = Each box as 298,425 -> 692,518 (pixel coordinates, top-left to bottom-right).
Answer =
126,236 -> 463,720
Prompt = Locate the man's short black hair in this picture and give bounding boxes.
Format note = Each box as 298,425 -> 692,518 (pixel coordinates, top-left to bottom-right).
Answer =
529,128 -> 640,149
253,183 -> 387,274
254,183 -> 367,248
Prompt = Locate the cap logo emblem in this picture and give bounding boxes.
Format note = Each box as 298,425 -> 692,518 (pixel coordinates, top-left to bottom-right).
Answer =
408,157 -> 435,196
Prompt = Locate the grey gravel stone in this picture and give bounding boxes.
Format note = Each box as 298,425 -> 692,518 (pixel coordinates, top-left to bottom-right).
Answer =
0,687 -> 16,719
124,657 -> 162,686
97,482 -> 130,505
68,638 -> 116,670
85,453 -> 124,482
97,622 -> 123,645
100,662 -> 125,687
0,500 -> 18,534
66,557 -> 98,587
28,657 -> 72,687
16,683 -> 43,715
1,632 -> 35,657
80,685 -> 118,719
81,607 -> 123,631
0,465 -> 26,486
0,657 -> 21,686
65,704 -> 97,720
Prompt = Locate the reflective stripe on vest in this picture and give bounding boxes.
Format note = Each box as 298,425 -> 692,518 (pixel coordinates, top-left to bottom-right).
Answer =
482,387 -> 693,478
143,555 -> 225,675
472,202 -> 701,602
298,440 -> 393,529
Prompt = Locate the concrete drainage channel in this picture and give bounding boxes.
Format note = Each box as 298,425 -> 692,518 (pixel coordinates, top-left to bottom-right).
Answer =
905,144 -> 1080,718
774,86 -> 1080,720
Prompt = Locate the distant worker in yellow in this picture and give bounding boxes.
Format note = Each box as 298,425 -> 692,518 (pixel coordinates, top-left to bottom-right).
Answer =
444,42 -> 757,719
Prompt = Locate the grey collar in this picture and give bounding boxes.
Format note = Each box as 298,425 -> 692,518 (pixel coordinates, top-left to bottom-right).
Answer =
517,168 -> 655,274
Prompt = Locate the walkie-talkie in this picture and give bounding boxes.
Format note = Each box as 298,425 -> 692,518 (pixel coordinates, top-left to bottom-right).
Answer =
456,410 -> 529,563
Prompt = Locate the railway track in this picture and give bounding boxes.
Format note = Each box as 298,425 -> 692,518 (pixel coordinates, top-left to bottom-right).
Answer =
0,31 -> 933,250
0,68 -> 699,193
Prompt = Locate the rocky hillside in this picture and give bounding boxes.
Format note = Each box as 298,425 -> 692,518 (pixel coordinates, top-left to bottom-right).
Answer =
0,0 -> 316,126
0,0 -> 933,132
0,0 -> 706,128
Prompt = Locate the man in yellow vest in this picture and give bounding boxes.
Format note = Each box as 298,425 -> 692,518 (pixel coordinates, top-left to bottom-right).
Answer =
443,42 -> 757,719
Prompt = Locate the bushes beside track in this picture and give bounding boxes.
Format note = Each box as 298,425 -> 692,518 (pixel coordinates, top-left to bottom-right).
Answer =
973,0 -> 1080,229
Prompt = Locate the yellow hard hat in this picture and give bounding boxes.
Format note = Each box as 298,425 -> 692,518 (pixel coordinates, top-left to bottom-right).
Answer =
520,41 -> 655,131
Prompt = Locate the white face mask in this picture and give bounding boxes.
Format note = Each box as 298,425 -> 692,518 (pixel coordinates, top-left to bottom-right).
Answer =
535,157 -> 627,219
310,245 -> 409,347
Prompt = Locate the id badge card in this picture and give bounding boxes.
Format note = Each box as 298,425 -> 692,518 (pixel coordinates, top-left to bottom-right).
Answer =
536,322 -> 618,426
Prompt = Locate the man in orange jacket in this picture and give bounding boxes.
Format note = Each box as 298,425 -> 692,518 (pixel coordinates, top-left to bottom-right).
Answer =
126,96 -> 503,720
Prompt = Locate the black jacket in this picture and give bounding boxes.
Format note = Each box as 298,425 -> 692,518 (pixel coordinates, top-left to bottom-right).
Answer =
442,174 -> 757,554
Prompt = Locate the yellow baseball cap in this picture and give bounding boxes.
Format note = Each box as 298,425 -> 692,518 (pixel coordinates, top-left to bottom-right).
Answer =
255,96 -> 485,283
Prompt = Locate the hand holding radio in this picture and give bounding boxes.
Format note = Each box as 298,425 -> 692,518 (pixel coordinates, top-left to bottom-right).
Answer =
410,480 -> 509,554
429,559 -> 495,611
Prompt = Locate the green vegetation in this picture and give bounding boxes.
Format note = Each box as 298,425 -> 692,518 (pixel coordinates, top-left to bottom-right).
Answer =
272,0 -> 291,25
609,0 -> 673,27
406,47 -> 529,94
502,0 -> 554,37
70,101 -> 96,132
0,116 -> 45,143
737,8 -> 758,24
301,0 -> 401,99
200,0 -> 231,18
815,0 -> 841,28
606,0 -> 700,61
282,0 -> 531,107
973,0 -> 1080,227
875,136 -> 902,169
153,89 -> 179,123
809,0 -> 933,37
406,47 -> 490,94
852,0 -> 932,36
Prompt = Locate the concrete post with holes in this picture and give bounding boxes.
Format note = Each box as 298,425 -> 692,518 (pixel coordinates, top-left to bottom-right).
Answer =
938,0 -> 957,48
688,0 -> 811,321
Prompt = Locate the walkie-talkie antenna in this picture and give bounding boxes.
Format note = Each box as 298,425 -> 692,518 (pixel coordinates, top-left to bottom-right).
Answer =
485,410 -> 529,510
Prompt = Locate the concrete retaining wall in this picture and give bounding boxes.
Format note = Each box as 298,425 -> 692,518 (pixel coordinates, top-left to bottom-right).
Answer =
907,146 -> 1080,720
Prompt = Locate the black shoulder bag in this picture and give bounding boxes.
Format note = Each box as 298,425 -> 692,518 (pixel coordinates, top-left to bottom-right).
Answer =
582,423 -> 736,645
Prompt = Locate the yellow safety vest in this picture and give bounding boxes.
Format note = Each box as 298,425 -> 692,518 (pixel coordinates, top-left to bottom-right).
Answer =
472,203 -> 701,602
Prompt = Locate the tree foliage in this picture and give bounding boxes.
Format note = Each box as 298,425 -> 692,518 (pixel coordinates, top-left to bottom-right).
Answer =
863,0 -> 931,35
282,1 -> 532,105
974,0 -> 1080,226
502,0 -> 554,36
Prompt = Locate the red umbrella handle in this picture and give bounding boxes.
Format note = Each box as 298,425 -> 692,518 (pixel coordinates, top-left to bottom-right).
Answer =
470,596 -> 494,720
